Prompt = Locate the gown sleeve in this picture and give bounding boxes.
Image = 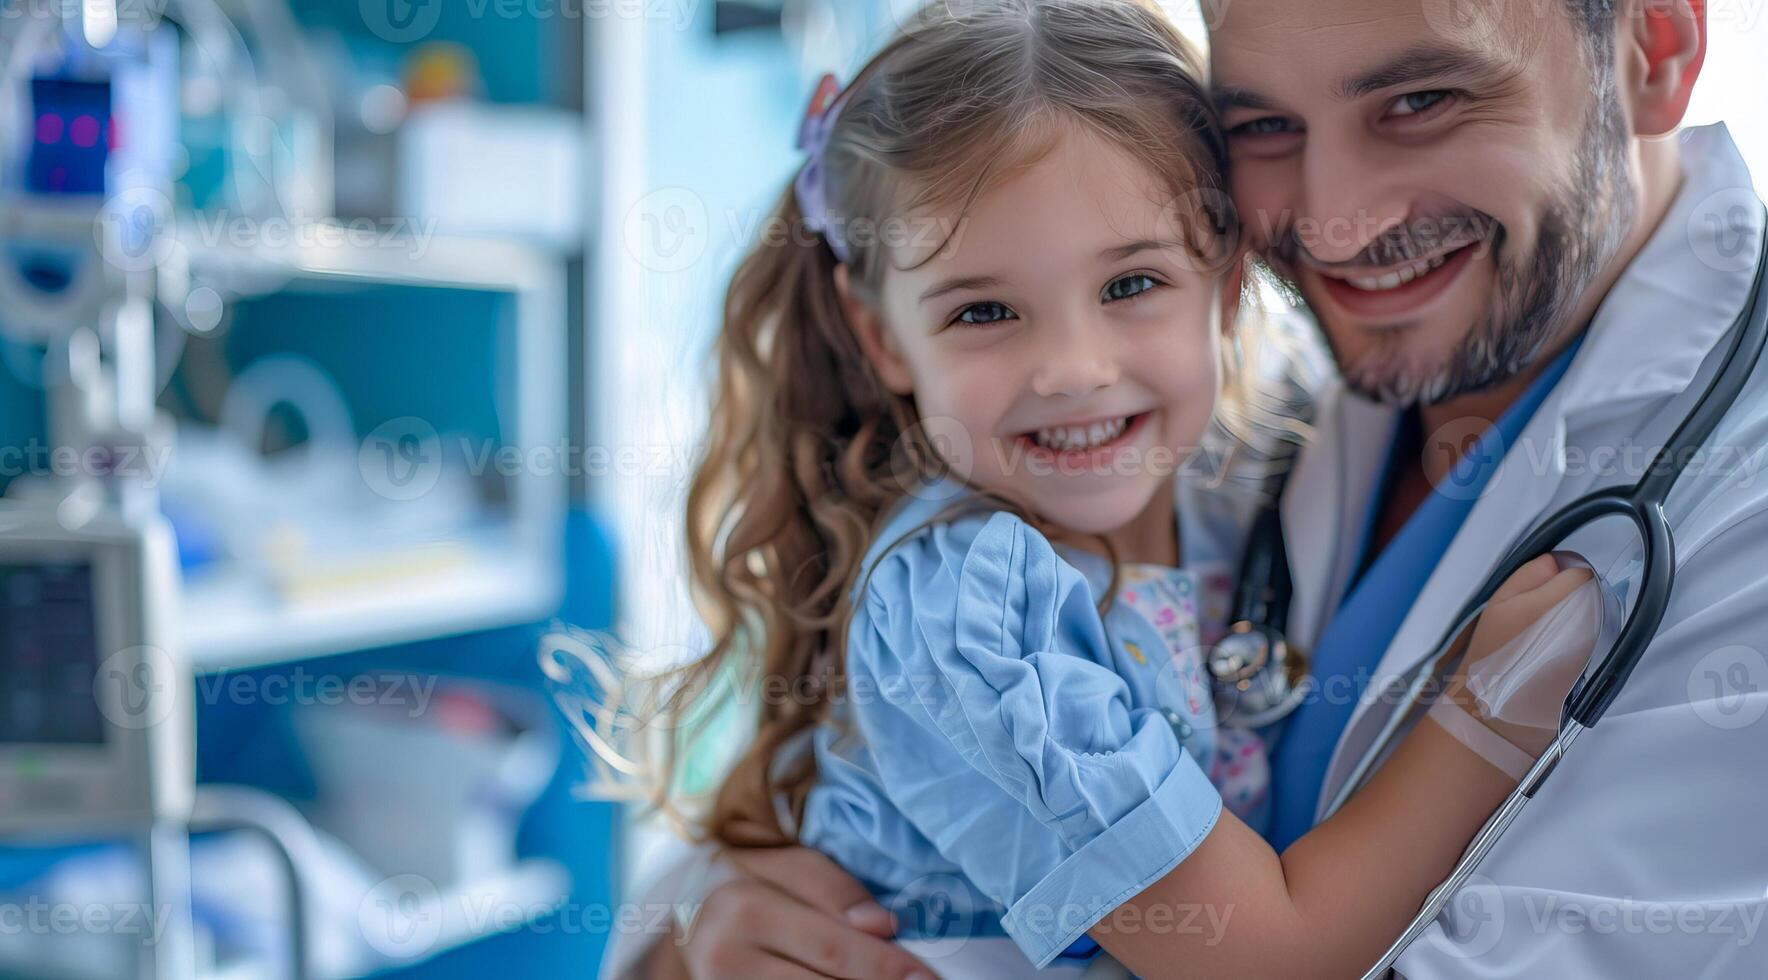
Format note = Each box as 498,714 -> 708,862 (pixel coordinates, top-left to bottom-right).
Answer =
843,511 -> 1224,967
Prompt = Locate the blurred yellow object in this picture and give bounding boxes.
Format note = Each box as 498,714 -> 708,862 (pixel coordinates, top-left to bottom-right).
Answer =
272,540 -> 472,604
404,42 -> 483,104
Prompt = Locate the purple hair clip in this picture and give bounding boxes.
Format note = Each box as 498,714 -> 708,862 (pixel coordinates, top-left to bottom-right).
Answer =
794,73 -> 852,263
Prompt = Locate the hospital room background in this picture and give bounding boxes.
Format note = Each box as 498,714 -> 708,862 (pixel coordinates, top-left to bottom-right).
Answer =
0,1 -> 1762,977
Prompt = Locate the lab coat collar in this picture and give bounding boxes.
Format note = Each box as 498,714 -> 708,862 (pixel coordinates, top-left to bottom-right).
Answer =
1556,123 -> 1767,423
1315,123 -> 1765,815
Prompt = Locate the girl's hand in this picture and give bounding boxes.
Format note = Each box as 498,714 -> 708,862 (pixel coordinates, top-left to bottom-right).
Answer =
1449,554 -> 1599,757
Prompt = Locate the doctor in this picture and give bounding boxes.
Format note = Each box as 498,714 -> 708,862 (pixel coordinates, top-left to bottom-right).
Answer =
609,0 -> 1768,975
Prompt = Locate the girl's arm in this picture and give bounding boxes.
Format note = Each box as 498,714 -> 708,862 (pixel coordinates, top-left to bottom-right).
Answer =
1093,555 -> 1592,980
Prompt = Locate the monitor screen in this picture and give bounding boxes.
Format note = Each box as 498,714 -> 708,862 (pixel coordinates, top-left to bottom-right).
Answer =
0,562 -> 106,744
27,77 -> 113,196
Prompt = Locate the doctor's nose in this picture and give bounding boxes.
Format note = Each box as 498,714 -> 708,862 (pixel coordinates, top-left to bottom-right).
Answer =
1031,332 -> 1119,398
1296,133 -> 1411,265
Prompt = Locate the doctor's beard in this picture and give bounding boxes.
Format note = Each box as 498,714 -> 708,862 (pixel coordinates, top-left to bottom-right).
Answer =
1269,80 -> 1638,409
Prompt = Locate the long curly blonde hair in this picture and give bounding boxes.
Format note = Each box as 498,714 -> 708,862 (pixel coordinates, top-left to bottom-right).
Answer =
671,0 -> 1253,847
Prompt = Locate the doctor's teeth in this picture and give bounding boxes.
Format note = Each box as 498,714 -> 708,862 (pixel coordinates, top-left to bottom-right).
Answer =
1034,416 -> 1128,451
1344,252 -> 1449,291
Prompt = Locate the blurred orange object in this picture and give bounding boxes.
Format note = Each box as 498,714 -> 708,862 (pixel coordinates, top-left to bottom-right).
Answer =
404,42 -> 483,104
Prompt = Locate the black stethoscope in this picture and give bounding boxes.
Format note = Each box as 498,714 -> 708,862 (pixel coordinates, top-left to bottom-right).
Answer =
1205,209 -> 1768,976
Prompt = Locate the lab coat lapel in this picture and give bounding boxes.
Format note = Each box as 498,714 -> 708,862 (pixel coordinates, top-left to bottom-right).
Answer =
1280,380 -> 1395,653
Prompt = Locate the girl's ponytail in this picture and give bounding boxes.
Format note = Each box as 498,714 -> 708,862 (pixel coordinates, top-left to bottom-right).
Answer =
676,180 -> 921,845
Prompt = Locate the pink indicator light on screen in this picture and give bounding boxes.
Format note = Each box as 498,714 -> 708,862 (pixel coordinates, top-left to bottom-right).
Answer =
35,113 -> 63,144
70,114 -> 100,148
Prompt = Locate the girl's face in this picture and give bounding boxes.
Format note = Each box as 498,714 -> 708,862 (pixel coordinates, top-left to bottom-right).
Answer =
842,125 -> 1227,537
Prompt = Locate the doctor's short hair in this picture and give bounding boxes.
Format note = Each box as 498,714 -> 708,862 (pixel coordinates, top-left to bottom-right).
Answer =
673,0 -> 1290,847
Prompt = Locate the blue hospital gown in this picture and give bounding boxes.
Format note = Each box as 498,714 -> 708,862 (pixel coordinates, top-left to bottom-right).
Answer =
799,486 -> 1270,968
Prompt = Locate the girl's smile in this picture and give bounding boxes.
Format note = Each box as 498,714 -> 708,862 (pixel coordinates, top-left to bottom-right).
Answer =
839,123 -> 1232,538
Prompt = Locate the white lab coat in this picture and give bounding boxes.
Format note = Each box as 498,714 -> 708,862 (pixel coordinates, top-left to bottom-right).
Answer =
603,123 -> 1768,979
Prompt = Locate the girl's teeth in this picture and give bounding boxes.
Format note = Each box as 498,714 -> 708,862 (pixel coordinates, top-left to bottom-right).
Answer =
1034,416 -> 1129,451
1344,251 -> 1450,292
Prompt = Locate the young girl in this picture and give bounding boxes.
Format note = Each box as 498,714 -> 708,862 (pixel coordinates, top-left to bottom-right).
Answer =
669,1 -> 1594,975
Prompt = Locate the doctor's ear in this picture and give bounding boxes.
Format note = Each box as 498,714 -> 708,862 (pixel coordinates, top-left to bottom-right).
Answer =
836,264 -> 914,396
1620,0 -> 1706,138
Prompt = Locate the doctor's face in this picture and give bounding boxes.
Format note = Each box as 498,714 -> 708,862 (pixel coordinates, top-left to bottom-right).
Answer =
1209,0 -> 1637,407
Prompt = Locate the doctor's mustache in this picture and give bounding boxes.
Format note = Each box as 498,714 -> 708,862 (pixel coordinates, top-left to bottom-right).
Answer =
1253,208 -> 1503,274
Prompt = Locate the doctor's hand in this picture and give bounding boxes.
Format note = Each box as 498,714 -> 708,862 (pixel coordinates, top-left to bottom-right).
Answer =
646,846 -> 934,980
1448,554 -> 1599,758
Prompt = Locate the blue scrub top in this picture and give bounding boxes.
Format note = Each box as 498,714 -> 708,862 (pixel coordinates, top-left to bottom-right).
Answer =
1266,339 -> 1584,850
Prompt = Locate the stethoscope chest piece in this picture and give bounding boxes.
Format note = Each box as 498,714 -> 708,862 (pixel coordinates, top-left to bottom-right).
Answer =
1209,620 -> 1310,726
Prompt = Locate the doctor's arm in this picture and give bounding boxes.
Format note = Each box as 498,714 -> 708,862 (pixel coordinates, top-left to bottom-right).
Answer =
1092,555 -> 1591,980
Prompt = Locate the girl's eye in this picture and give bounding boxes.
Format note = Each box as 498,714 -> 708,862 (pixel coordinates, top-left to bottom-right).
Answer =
953,301 -> 1016,327
1228,116 -> 1291,137
1104,274 -> 1160,303
1389,90 -> 1451,118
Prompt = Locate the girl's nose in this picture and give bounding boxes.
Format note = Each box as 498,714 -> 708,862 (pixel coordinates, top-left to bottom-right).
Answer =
1031,333 -> 1120,398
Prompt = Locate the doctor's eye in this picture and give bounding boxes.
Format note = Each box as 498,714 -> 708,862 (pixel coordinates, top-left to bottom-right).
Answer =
951,301 -> 1017,328
1103,273 -> 1162,303
1228,116 -> 1293,138
1386,89 -> 1455,120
